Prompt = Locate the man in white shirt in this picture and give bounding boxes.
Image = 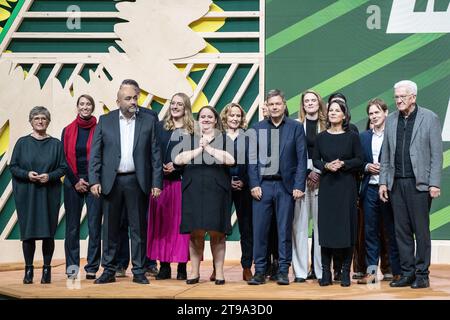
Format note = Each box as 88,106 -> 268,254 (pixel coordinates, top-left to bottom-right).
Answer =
89,82 -> 162,284
358,98 -> 401,285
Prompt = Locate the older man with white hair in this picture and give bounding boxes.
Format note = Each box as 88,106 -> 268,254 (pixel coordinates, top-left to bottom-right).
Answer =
379,80 -> 442,289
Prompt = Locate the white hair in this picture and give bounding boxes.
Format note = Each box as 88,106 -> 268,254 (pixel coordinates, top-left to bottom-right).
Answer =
394,80 -> 417,95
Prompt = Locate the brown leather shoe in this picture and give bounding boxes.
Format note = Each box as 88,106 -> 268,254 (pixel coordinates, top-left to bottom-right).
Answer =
243,268 -> 253,281
357,274 -> 377,284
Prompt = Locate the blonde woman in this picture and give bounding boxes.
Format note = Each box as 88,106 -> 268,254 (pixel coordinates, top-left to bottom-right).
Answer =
147,93 -> 194,280
220,103 -> 253,281
292,90 -> 327,283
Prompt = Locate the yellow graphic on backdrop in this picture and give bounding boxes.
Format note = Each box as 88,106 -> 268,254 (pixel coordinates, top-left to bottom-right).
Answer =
0,0 -> 18,34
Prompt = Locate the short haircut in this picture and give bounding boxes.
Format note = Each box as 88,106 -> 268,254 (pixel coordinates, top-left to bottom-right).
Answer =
366,98 -> 388,115
265,89 -> 286,104
76,94 -> 95,111
29,106 -> 51,122
220,102 -> 248,130
120,79 -> 140,90
394,80 -> 417,95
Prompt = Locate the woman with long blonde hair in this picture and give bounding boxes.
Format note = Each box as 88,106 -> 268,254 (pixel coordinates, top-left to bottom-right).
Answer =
292,89 -> 326,283
147,92 -> 194,280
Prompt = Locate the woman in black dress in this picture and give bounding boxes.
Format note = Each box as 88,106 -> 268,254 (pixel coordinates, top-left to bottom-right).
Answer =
174,106 -> 235,285
10,106 -> 66,284
313,100 -> 363,287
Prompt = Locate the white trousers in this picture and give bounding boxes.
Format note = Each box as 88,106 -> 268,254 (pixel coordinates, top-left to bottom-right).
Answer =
292,186 -> 322,279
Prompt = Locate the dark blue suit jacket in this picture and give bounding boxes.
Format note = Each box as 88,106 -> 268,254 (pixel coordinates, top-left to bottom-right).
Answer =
138,106 -> 157,119
359,129 -> 379,199
248,117 -> 307,193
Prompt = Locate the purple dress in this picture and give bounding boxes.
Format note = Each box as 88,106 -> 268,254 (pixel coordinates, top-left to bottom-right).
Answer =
146,124 -> 190,262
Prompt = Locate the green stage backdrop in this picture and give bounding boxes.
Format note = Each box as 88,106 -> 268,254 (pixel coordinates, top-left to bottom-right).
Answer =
265,0 -> 450,239
0,0 -> 449,242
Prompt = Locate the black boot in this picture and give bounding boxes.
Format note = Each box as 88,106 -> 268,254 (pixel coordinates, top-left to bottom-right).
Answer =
23,265 -> 34,284
41,265 -> 51,284
155,262 -> 171,280
177,263 -> 187,280
341,268 -> 351,287
340,247 -> 353,287
319,247 -> 332,286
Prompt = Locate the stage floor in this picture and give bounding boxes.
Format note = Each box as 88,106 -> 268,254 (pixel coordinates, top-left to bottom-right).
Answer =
0,261 -> 449,300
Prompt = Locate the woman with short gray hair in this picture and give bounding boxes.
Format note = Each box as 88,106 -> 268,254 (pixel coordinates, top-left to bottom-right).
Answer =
10,106 -> 66,285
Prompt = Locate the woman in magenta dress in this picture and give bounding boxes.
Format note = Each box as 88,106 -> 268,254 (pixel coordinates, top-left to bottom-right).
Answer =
147,93 -> 194,280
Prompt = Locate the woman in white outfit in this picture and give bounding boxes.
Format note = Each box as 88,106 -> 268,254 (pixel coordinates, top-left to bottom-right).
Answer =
292,90 -> 326,282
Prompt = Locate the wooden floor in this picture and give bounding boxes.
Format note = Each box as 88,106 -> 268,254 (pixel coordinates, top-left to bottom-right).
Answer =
0,260 -> 449,300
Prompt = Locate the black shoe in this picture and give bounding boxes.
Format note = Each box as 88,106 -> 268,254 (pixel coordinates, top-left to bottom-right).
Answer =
319,270 -> 332,286
23,265 -> 33,284
94,272 -> 116,284
41,265 -> 51,284
411,277 -> 430,289
85,272 -> 96,280
276,273 -> 290,285
390,275 -> 415,287
155,263 -> 171,280
306,270 -> 317,280
333,270 -> 342,282
248,273 -> 266,285
145,265 -> 159,277
186,277 -> 200,284
177,263 -> 187,280
341,271 -> 351,287
215,279 -> 225,285
294,277 -> 306,283
177,270 -> 187,280
133,274 -> 149,284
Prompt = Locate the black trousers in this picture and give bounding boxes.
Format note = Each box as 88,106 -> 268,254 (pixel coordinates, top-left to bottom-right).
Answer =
232,188 -> 253,269
63,179 -> 102,274
390,178 -> 432,278
116,209 -> 157,270
101,174 -> 148,275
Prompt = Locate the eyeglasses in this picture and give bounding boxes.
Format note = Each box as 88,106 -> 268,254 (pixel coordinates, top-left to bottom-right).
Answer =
170,101 -> 184,107
394,94 -> 414,102
32,117 -> 48,122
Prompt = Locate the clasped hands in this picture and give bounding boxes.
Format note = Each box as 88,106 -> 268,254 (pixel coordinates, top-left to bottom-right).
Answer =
307,171 -> 320,190
199,136 -> 213,152
163,162 -> 175,175
325,159 -> 344,172
28,171 -> 49,184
